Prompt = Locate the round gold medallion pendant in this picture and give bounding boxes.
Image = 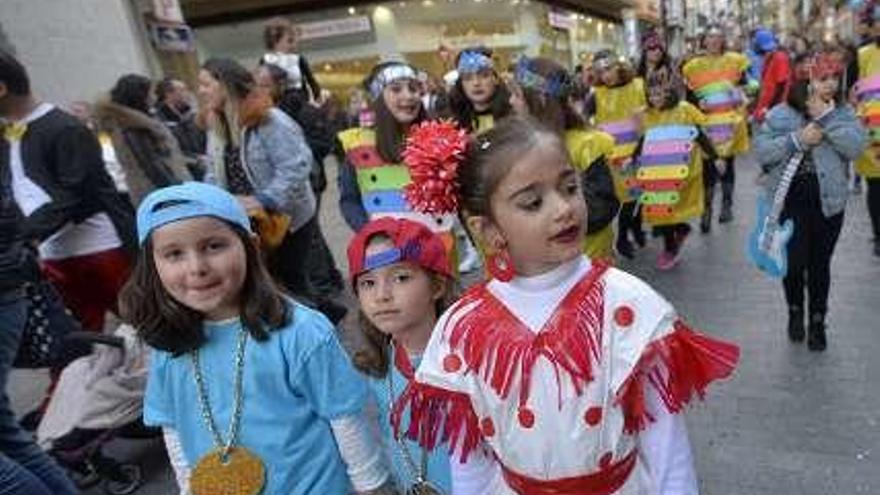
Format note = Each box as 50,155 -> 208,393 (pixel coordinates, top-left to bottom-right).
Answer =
190,447 -> 266,495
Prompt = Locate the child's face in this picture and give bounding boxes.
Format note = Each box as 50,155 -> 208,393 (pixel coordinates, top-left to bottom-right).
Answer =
599,67 -> 618,86
813,75 -> 839,101
356,238 -> 441,340
507,80 -> 528,116
705,34 -> 724,54
382,78 -> 422,125
151,217 -> 248,321
473,138 -> 586,277
275,31 -> 297,53
461,69 -> 498,109
648,88 -> 668,108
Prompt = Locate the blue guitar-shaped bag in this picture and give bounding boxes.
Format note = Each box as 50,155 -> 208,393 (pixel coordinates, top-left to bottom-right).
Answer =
747,149 -> 802,278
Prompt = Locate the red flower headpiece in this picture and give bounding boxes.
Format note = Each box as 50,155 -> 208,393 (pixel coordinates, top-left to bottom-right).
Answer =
795,52 -> 844,81
401,120 -> 468,214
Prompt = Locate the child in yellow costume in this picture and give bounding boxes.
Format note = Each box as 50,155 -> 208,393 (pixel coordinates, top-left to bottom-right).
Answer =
855,3 -> 880,257
589,51 -> 646,259
682,24 -> 750,232
636,72 -> 722,270
509,57 -> 620,261
337,62 -> 460,273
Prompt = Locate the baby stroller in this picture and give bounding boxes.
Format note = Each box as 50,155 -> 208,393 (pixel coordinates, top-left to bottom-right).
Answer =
36,324 -> 155,495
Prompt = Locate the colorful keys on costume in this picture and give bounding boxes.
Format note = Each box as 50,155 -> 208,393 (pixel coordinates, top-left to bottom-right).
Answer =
637,165 -> 690,181
645,125 -> 698,142
599,118 -> 640,146
640,191 -> 680,205
637,124 -> 698,216
356,165 -> 411,193
639,152 -> 690,167
642,140 -> 693,155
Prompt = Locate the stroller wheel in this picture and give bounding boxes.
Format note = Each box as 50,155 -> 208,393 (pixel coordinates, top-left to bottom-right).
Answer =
69,463 -> 102,490
103,463 -> 143,495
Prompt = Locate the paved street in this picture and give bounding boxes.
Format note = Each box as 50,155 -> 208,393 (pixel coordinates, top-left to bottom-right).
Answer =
9,154 -> 880,494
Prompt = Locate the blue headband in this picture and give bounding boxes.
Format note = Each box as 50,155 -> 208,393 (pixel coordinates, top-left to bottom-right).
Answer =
457,51 -> 494,74
515,57 -> 570,98
362,241 -> 422,271
136,182 -> 252,245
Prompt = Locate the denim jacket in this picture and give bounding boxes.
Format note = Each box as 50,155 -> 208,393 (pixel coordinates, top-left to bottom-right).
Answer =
753,103 -> 866,218
205,108 -> 316,232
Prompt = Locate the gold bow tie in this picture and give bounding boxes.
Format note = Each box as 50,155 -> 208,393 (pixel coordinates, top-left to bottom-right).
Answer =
3,123 -> 27,142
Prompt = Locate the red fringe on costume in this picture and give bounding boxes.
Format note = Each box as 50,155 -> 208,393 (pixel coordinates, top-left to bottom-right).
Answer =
390,382 -> 482,462
615,320 -> 740,434
445,263 -> 610,409
388,345 -> 481,462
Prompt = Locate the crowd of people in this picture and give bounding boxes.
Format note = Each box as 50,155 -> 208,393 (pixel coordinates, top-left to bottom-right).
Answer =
1,3 -> 879,494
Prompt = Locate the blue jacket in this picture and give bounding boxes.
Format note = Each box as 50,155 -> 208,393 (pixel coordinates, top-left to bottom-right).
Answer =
205,108 -> 316,232
752,103 -> 866,218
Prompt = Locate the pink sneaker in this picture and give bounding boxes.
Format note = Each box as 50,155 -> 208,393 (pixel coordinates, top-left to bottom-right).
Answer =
657,250 -> 676,270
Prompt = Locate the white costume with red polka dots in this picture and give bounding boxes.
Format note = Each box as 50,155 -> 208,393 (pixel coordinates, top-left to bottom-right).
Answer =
412,256 -> 738,494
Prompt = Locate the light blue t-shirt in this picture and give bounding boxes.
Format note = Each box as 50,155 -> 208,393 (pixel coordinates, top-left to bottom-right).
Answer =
366,349 -> 452,493
144,301 -> 367,494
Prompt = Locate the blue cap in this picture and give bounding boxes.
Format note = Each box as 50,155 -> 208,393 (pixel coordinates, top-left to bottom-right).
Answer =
136,182 -> 252,245
753,28 -> 777,52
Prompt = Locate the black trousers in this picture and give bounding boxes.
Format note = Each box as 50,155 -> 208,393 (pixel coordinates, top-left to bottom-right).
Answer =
780,174 -> 844,315
270,216 -> 319,301
656,223 -> 691,252
867,177 -> 880,238
704,156 -> 736,188
617,201 -> 643,243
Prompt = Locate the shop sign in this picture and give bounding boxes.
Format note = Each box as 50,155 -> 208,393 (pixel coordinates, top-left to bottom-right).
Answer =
548,11 -> 576,31
151,0 -> 184,24
147,20 -> 195,52
296,16 -> 372,41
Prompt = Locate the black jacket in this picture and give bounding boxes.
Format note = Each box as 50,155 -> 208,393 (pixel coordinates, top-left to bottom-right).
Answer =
0,140 -> 40,294
14,107 -> 136,254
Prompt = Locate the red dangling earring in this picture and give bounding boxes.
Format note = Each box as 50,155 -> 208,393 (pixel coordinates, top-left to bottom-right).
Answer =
488,249 -> 515,282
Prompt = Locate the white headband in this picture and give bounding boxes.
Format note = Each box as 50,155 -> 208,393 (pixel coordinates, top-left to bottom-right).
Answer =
369,64 -> 417,98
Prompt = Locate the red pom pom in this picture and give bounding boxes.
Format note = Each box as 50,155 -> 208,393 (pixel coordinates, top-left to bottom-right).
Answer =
401,120 -> 467,214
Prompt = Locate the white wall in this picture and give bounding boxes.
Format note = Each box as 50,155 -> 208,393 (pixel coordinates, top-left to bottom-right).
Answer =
0,0 -> 154,105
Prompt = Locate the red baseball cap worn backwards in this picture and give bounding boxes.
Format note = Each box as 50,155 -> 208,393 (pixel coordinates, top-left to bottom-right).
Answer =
347,217 -> 452,284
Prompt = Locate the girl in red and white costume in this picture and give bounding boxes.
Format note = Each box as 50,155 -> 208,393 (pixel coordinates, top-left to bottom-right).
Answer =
406,116 -> 739,494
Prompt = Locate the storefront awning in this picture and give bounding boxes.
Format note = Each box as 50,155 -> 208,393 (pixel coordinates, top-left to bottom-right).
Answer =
182,0 -> 634,27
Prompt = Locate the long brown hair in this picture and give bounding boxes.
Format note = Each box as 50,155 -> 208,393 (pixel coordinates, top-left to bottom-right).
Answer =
201,58 -> 273,141
352,274 -> 454,378
119,222 -> 290,355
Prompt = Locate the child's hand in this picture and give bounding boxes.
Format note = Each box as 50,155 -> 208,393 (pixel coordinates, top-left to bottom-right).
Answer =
714,158 -> 727,175
236,195 -> 263,212
799,123 -> 824,146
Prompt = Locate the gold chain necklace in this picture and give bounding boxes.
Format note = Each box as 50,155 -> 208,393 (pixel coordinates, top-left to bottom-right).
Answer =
386,349 -> 446,495
189,327 -> 265,495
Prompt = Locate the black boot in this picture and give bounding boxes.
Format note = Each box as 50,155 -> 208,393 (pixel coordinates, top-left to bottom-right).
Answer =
616,237 -> 635,260
787,307 -> 805,342
718,182 -> 734,223
807,313 -> 827,351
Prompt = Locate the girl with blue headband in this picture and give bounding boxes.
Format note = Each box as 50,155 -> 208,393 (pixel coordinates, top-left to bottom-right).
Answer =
445,47 -> 512,135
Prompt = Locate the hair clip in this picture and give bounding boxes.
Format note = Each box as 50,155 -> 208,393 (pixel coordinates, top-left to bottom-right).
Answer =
458,51 -> 494,74
480,140 -> 491,150
515,57 -> 570,98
